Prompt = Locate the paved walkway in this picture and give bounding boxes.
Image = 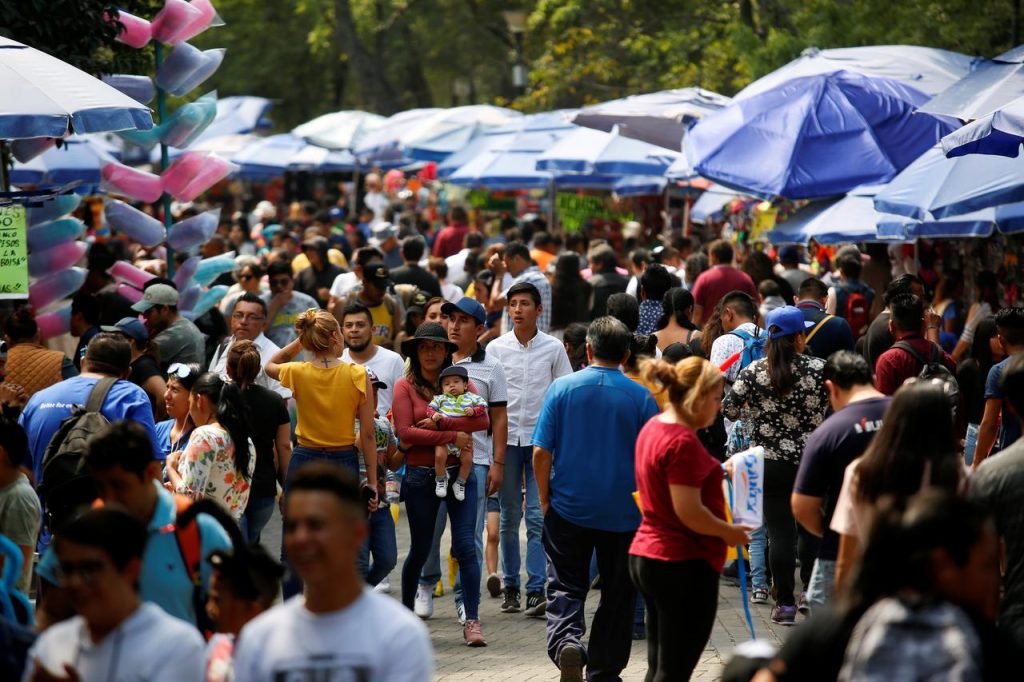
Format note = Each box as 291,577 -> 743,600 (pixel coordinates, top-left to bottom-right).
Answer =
264,506 -> 791,681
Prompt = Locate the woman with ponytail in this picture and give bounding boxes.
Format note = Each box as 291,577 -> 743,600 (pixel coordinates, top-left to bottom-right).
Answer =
630,356 -> 751,680
227,340 -> 292,543
166,372 -> 256,520
655,287 -> 701,353
265,309 -> 377,504
721,306 -> 828,625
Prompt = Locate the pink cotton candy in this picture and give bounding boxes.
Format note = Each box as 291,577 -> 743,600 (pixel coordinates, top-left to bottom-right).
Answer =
174,0 -> 220,43
28,268 -> 86,310
170,154 -> 237,202
101,162 -> 163,203
28,241 -> 89,278
160,151 -> 208,198
108,261 -> 156,289
36,305 -> 72,340
116,283 -> 144,304
150,0 -> 203,44
108,10 -> 152,49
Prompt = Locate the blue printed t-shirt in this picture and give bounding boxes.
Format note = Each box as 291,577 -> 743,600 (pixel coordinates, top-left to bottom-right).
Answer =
19,376 -> 160,484
532,365 -> 659,532
986,356 -> 1022,452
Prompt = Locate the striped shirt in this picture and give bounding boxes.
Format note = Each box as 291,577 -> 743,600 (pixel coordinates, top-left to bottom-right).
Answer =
453,347 -> 509,465
502,266 -> 552,334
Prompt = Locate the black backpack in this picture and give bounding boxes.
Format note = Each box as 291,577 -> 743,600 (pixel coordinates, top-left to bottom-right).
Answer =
892,341 -> 960,409
38,377 -> 115,531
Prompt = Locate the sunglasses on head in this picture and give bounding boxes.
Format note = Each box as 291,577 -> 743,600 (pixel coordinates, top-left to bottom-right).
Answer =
168,363 -> 193,379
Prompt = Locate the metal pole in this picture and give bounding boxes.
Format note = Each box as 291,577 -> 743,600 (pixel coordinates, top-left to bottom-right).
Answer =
0,140 -> 9,193
155,43 -> 175,278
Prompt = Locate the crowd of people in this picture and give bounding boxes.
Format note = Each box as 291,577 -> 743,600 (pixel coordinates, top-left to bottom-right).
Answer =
0,180 -> 1021,682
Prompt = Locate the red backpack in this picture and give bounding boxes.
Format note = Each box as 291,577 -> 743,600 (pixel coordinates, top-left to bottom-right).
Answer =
843,287 -> 870,339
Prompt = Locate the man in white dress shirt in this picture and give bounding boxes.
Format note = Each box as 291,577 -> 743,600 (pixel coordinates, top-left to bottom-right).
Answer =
208,293 -> 291,399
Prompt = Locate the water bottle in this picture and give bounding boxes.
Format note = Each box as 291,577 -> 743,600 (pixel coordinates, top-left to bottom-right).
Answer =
964,423 -> 980,467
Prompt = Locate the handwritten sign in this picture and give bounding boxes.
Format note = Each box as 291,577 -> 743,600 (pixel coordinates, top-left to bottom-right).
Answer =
725,446 -> 764,529
0,206 -> 28,299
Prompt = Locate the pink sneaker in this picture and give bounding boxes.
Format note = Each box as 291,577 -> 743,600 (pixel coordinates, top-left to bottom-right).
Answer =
463,619 -> 487,647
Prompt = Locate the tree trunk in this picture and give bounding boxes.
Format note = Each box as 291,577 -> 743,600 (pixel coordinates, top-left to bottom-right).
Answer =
333,0 -> 401,113
399,22 -> 433,108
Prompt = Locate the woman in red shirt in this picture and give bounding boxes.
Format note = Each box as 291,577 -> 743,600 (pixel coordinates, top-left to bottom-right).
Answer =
630,356 -> 751,680
391,322 -> 490,646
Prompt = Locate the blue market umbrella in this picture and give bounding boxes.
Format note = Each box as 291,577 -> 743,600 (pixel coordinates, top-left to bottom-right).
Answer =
536,126 -> 682,176
570,87 -> 730,151
0,36 -> 153,139
437,111 -> 575,179
613,175 -> 667,197
691,184 -> 750,223
231,134 -> 305,180
736,45 -> 977,101
941,96 -> 1024,158
769,190 -> 904,245
10,137 -> 118,186
287,144 -> 358,172
685,70 -> 956,200
292,110 -> 385,150
876,202 -> 1024,240
919,47 -> 1024,120
873,145 -> 1024,220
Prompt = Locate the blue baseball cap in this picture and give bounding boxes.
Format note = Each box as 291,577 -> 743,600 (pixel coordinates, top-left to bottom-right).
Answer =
441,297 -> 486,325
101,316 -> 149,343
765,306 -> 814,339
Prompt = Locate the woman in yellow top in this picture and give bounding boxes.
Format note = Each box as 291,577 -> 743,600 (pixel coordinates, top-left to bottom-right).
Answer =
265,309 -> 377,502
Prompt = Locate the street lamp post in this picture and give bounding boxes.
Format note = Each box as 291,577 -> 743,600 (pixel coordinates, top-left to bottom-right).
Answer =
503,10 -> 528,97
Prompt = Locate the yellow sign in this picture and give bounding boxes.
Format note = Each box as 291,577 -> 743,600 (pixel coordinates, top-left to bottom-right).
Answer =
0,206 -> 28,299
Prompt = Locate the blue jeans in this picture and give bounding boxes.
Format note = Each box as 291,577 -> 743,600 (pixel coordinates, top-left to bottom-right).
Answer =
401,465 -> 481,620
807,558 -> 836,607
421,463 -> 490,593
749,525 -> 768,591
358,505 -> 398,586
283,447 -> 359,598
500,444 -> 545,593
241,495 -> 276,545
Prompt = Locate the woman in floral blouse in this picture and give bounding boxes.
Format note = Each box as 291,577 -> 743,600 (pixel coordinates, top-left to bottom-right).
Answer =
721,306 -> 828,626
167,372 -> 256,520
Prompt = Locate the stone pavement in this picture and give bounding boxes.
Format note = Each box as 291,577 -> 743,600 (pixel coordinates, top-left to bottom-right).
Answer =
264,506 -> 792,681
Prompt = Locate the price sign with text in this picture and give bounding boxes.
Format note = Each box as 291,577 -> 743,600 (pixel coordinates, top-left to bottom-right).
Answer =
0,206 -> 28,299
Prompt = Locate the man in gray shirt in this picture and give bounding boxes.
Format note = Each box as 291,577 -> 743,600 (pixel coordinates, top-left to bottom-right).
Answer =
970,351 -> 1024,649
133,283 -> 205,370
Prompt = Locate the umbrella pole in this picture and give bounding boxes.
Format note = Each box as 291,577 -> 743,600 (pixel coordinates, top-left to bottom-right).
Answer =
155,43 -> 175,278
351,167 -> 360,220
548,178 -> 556,231
0,140 -> 9,192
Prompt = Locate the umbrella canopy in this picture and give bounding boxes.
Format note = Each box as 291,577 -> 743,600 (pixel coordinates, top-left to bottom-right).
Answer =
873,145 -> 1024,220
691,184 -> 751,223
613,175 -> 667,197
292,110 -> 386,150
200,96 -> 272,140
536,126 -> 682,176
231,133 -> 305,180
941,96 -> 1024,158
186,133 -> 261,158
401,105 -> 523,162
877,202 -> 1024,240
437,110 -> 575,179
570,88 -> 730,151
736,45 -> 977,101
287,144 -> 357,172
10,137 -> 118,185
769,190 -> 903,245
0,36 -> 153,139
353,108 -> 442,166
919,47 -> 1024,120
686,70 -> 956,200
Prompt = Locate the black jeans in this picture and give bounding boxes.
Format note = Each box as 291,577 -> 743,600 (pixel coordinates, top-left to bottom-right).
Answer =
629,555 -> 719,682
763,459 -> 819,605
542,507 -> 636,682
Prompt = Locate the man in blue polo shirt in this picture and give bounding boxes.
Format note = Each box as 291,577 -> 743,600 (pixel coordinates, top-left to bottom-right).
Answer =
533,316 -> 659,682
84,421 -> 231,626
795,278 -> 855,361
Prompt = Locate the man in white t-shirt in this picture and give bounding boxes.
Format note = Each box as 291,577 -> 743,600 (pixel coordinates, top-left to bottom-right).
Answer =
363,172 -> 391,226
23,507 -> 205,681
232,463 -> 432,681
338,302 -> 405,416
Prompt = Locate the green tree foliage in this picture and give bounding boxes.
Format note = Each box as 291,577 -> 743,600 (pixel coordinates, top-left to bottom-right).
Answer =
0,0 -> 162,76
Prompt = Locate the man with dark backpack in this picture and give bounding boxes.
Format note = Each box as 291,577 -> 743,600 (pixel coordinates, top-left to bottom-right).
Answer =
709,291 -> 767,384
874,294 -> 958,397
795,278 -> 855,360
18,334 -> 159,537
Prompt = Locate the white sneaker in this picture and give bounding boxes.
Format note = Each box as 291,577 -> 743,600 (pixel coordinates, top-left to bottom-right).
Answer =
373,577 -> 391,594
434,475 -> 448,498
452,478 -> 466,502
414,583 -> 434,619
455,597 -> 467,625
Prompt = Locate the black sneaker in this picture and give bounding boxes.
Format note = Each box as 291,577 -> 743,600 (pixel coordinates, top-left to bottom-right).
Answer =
501,587 -> 521,613
524,592 -> 546,618
558,643 -> 584,682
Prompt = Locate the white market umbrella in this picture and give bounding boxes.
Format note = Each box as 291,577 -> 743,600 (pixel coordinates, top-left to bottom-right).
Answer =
293,110 -> 386,150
